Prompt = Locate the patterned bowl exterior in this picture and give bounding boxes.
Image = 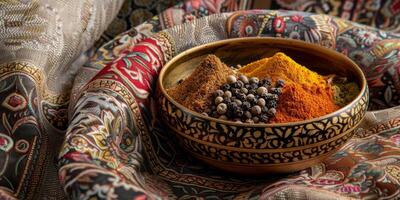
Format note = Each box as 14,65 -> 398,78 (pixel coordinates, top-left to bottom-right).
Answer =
158,38 -> 369,174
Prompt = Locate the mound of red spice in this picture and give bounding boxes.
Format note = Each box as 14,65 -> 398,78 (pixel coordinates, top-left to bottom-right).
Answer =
272,83 -> 339,123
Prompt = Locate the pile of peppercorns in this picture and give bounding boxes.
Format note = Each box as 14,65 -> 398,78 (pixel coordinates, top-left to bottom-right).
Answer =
209,74 -> 285,123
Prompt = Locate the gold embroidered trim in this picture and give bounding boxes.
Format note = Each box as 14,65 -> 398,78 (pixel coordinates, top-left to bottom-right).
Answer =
0,62 -> 70,104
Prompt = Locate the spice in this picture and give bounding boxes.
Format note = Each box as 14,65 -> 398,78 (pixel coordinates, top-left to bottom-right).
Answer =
239,52 -> 341,122
239,57 -> 269,74
332,82 -> 360,107
168,52 -> 357,124
209,73 -> 284,123
272,83 -> 339,123
240,52 -> 327,88
167,55 -> 234,113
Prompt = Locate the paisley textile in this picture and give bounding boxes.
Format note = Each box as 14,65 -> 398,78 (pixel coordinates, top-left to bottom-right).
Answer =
95,0 -> 184,47
273,0 -> 400,33
98,0 -> 400,48
0,1 -> 125,199
1,0 -> 400,199
60,9 -> 400,199
0,1 -> 254,199
96,0 -> 255,47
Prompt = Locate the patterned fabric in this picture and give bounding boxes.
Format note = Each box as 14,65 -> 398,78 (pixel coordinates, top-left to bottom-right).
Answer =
71,0 -> 256,103
59,9 -> 400,199
95,0 -> 256,48
95,0 -> 184,47
1,0 -> 400,199
273,0 -> 400,33
0,1 -> 256,199
97,0 -> 400,49
0,1 -> 124,199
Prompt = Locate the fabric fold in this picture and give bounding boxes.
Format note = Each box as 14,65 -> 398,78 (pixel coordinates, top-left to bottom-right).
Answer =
59,9 -> 400,199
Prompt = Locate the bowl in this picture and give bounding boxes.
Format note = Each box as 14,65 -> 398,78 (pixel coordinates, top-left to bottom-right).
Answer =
157,37 -> 368,174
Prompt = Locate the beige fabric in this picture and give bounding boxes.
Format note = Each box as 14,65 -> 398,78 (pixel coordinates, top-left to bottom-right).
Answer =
0,0 -> 124,95
0,0 -> 124,199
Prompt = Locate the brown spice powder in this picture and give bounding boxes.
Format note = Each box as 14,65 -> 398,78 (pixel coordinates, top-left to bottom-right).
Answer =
167,55 -> 234,113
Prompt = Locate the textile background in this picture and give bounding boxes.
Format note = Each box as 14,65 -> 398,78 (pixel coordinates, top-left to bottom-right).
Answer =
0,0 -> 399,199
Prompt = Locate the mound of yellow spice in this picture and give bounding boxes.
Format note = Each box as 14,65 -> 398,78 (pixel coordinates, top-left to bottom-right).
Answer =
240,53 -> 327,88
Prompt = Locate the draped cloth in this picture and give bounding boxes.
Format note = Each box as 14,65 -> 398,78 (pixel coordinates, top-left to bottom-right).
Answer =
0,1 -> 124,199
1,0 -> 400,199
59,9 -> 400,199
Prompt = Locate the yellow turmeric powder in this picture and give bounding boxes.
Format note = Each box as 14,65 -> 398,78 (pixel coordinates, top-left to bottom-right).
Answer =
239,57 -> 269,74
239,52 -> 327,88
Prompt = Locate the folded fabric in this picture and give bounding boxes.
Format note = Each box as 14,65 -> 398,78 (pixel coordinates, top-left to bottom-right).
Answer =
95,0 -> 184,48
1,0 -> 400,199
97,0 -> 400,48
0,1 -> 254,199
59,10 -> 400,199
0,1 -> 124,199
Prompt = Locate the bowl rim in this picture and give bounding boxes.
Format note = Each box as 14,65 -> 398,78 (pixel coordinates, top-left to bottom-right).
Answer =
158,37 -> 368,127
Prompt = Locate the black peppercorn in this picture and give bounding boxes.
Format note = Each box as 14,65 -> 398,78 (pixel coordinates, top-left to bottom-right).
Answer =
250,83 -> 258,90
222,84 -> 230,91
249,77 -> 259,84
214,89 -> 224,97
262,106 -> 269,113
227,75 -> 237,84
215,96 -> 224,104
246,94 -> 255,101
264,78 -> 272,86
234,99 -> 242,106
244,111 -> 252,119
234,107 -> 244,117
267,101 -> 277,108
276,79 -> 285,87
237,93 -> 246,101
227,102 -> 235,109
257,87 -> 268,96
242,101 -> 251,110
260,114 -> 269,122
231,88 -> 240,96
267,108 -> 277,117
252,116 -> 260,123
217,103 -> 227,114
257,98 -> 266,107
240,88 -> 248,94
237,80 -> 244,88
239,74 -> 249,84
248,97 -> 257,104
264,93 -> 274,100
211,75 -> 282,124
251,105 -> 262,115
271,87 -> 282,95
224,91 -> 232,98
248,89 -> 256,95
223,97 -> 231,104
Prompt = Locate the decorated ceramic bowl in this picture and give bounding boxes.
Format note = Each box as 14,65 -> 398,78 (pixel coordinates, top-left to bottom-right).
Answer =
157,37 -> 368,174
